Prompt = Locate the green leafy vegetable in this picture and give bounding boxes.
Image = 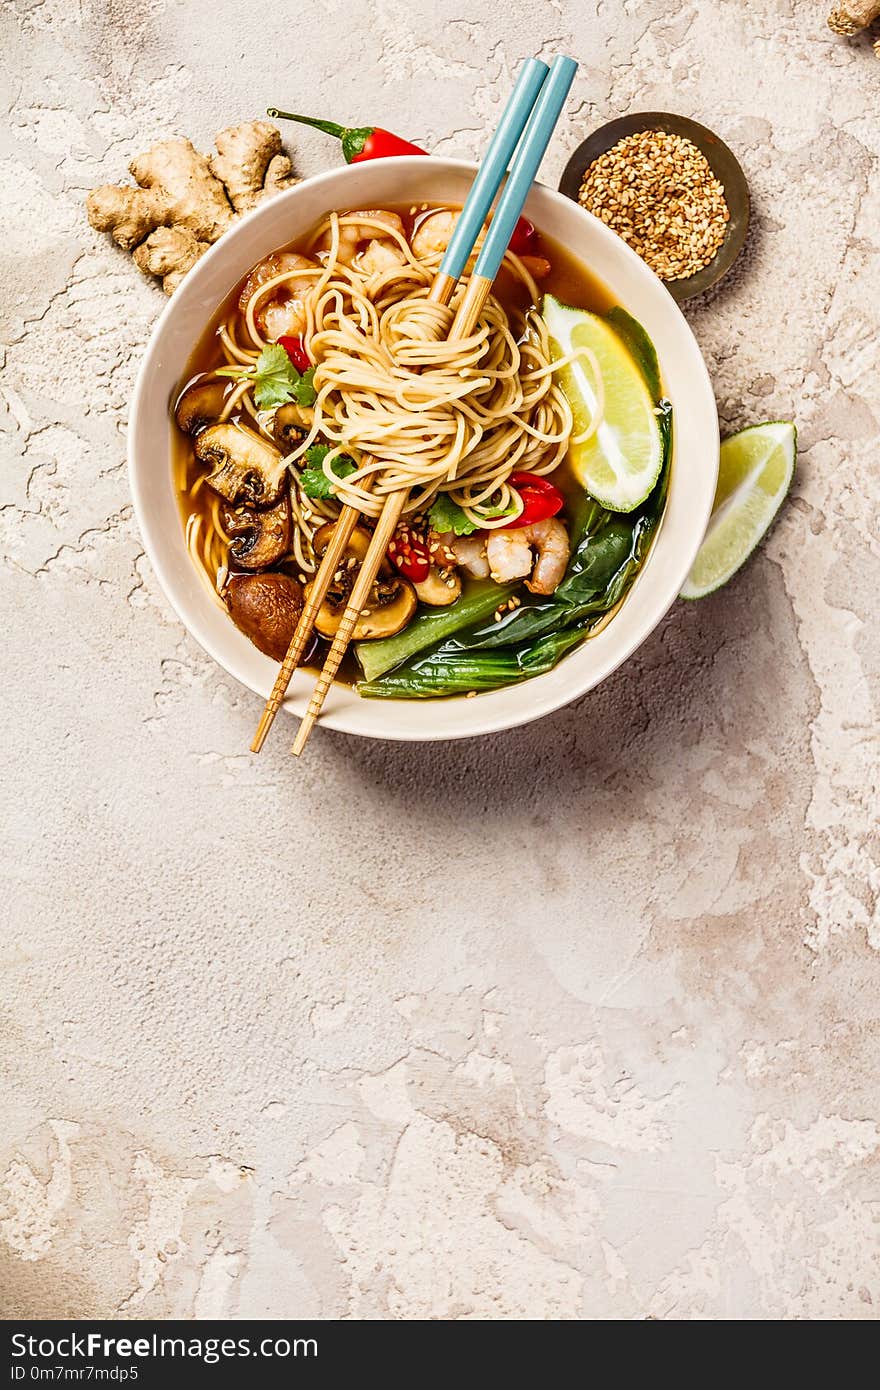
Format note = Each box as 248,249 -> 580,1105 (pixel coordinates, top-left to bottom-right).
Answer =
442,595 -> 572,651
290,366 -> 316,407
304,443 -> 331,466
251,344 -> 298,409
426,492 -> 515,536
553,520 -> 636,606
359,627 -> 586,699
298,444 -> 357,499
427,494 -> 480,536
554,399 -> 671,607
358,400 -> 674,699
566,494 -> 611,554
217,344 -> 317,411
355,581 -> 517,684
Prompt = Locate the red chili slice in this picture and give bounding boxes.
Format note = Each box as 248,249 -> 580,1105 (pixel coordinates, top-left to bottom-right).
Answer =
388,524 -> 430,582
508,217 -> 538,257
503,471 -> 564,528
278,335 -> 310,372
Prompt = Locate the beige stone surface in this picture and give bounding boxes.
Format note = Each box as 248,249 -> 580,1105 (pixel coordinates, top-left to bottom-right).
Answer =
2,1 -> 879,1321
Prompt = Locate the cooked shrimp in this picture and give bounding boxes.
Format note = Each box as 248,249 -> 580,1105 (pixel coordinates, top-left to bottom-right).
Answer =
449,532 -> 490,579
359,238 -> 406,275
239,252 -> 320,339
486,517 -> 569,595
261,297 -> 309,339
239,253 -> 318,311
411,208 -> 458,260
315,209 -> 405,266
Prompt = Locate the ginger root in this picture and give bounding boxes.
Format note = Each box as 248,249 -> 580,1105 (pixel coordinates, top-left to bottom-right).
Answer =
210,120 -> 296,213
828,1 -> 880,52
86,121 -> 297,294
132,226 -> 207,295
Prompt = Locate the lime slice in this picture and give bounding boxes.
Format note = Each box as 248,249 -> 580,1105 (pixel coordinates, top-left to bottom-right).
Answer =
681,421 -> 796,599
542,294 -> 663,513
606,306 -> 661,401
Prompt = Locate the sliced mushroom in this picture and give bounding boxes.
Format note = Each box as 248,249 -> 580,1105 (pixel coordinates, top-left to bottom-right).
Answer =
221,491 -> 292,571
226,573 -> 304,661
314,521 -> 368,563
413,565 -> 462,606
195,422 -> 287,505
313,522 -> 392,575
273,403 -> 312,450
307,566 -> 416,641
174,379 -> 228,435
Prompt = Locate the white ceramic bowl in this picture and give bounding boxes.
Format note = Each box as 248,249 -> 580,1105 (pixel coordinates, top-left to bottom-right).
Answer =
129,157 -> 718,741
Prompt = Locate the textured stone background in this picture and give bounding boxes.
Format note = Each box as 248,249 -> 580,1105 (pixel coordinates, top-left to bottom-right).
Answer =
2,0 -> 879,1321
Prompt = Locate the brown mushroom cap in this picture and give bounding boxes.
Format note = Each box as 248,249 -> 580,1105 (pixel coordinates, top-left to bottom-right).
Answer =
174,379 -> 228,435
314,521 -> 369,563
195,422 -> 287,505
226,572 -> 304,661
221,491 -> 292,571
413,566 -> 462,606
273,403 -> 311,450
313,522 -> 392,575
308,566 -> 416,641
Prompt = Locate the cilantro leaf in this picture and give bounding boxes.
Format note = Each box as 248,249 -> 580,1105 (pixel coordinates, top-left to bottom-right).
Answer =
427,493 -> 480,536
299,444 -> 357,499
291,366 -> 316,407
216,346 -> 318,411
427,492 -> 519,534
253,344 -> 300,410
304,444 -> 331,466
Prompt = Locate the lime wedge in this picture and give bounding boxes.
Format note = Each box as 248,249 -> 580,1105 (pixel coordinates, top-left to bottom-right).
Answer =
542,294 -> 663,513
606,306 -> 661,401
681,421 -> 796,599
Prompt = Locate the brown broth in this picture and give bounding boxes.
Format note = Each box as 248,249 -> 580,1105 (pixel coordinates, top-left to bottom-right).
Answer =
172,207 -> 620,685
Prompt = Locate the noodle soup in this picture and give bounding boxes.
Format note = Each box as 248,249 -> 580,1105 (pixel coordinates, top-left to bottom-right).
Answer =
172,204 -> 669,698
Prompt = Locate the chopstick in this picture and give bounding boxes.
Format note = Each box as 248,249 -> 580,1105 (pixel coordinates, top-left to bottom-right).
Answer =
251,56 -> 550,754
251,481 -> 369,752
291,54 -> 578,757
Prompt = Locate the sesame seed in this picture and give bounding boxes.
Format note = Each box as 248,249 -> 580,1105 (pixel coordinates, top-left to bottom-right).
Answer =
578,129 -> 730,281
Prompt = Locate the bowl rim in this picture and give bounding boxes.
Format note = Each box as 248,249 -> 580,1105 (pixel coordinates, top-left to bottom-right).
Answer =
128,155 -> 718,742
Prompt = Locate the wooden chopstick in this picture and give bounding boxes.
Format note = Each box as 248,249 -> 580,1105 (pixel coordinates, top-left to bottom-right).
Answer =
291,489 -> 408,755
250,498 -> 363,751
250,274 -> 459,754
290,276 -> 494,756
289,54 -> 578,756
252,56 -> 568,755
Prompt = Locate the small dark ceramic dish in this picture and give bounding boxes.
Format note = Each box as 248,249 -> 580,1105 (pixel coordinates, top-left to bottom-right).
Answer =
559,112 -> 750,303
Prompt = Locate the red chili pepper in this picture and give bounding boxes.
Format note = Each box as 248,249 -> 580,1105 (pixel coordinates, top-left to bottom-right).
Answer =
388,524 -> 430,582
267,110 -> 427,164
278,335 -> 310,373
508,217 -> 538,257
504,472 -> 564,528
267,111 -> 540,257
